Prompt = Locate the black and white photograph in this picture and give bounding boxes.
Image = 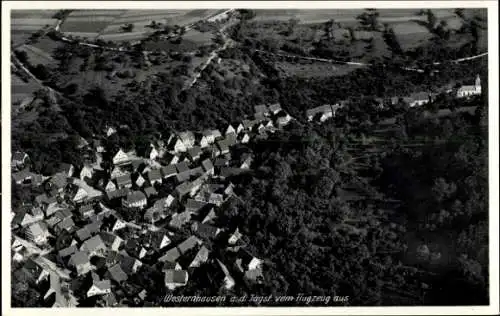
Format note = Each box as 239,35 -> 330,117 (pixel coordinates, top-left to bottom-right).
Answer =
2,1 -> 499,314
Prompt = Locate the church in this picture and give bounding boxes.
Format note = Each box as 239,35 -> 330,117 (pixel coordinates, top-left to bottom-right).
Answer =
456,75 -> 482,98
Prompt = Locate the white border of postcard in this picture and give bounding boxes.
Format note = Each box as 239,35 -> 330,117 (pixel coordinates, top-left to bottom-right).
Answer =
2,1 -> 499,315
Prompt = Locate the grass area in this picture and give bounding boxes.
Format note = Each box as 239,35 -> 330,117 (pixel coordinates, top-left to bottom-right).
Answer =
10,12 -> 58,46
15,44 -> 57,67
143,38 -> 200,52
11,73 -> 39,105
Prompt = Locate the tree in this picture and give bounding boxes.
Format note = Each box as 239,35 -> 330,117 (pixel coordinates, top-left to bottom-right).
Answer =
122,23 -> 135,32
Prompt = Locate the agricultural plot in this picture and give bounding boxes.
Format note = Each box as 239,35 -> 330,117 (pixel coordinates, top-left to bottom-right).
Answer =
15,44 -> 57,67
275,60 -> 363,78
11,73 -> 39,106
10,11 -> 58,46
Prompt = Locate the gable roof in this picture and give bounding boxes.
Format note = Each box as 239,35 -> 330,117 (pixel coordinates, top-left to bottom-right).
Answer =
107,264 -> 128,283
69,251 -> 90,267
161,165 -> 177,178
147,169 -> 162,181
177,235 -> 202,254
158,247 -> 181,263
81,235 -> 106,253
106,188 -> 130,200
124,191 -> 147,204
164,269 -> 188,284
58,245 -> 78,258
175,161 -> 190,173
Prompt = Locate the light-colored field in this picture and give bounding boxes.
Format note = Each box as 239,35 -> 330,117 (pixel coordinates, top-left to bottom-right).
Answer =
182,29 -> 214,45
11,10 -> 58,19
10,13 -> 58,46
11,74 -> 39,105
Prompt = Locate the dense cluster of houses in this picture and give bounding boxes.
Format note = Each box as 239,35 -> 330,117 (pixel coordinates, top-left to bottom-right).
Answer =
10,103 -> 293,307
305,75 -> 482,123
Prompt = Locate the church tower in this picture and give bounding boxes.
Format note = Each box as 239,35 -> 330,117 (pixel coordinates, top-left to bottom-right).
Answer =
475,74 -> 481,93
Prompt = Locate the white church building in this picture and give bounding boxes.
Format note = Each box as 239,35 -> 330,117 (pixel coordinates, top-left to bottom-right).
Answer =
456,75 -> 481,98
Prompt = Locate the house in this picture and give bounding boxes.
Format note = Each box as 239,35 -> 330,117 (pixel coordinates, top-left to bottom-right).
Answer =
12,151 -> 29,168
175,161 -> 190,173
12,169 -> 37,185
110,166 -> 127,179
407,92 -> 432,107
106,188 -> 130,201
169,211 -> 192,229
235,248 -> 264,283
135,174 -> 146,187
178,131 -> 196,148
154,195 -> 176,209
72,187 -> 89,204
142,231 -> 172,251
58,245 -> 78,258
240,133 -> 250,144
189,246 -> 210,268
216,259 -> 235,290
202,208 -> 217,224
122,191 -> 148,209
242,119 -> 258,131
225,124 -> 237,136
219,167 -> 248,179
228,227 -> 242,245
25,222 -> 50,245
276,113 -> 293,127
146,144 -> 160,160
161,164 -> 177,179
144,186 -> 158,198
120,254 -> 143,275
48,172 -> 68,192
177,235 -> 203,254
216,139 -> 230,155
159,247 -> 181,264
75,227 -> 92,242
124,239 -> 148,259
208,193 -> 224,206
78,204 -> 96,219
176,169 -> 193,183
168,137 -> 187,153
105,180 -> 117,192
201,159 -> 215,175
187,146 -> 202,161
13,206 -> 44,228
100,232 -> 123,252
268,103 -> 282,115
191,222 -> 221,240
185,199 -> 208,214
87,277 -> 112,297
254,112 -> 266,122
240,154 -> 253,169
457,74 -> 481,98
146,169 -> 163,186
55,217 -> 76,234
115,174 -> 132,189
106,263 -> 128,283
69,251 -> 92,276
200,129 -> 222,147
254,104 -> 269,116
112,149 -> 130,166
306,104 -> 334,122
105,126 -> 117,137
80,164 -> 94,181
81,235 -> 107,257
164,269 -> 189,290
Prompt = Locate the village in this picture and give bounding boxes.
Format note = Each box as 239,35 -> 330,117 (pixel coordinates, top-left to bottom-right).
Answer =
10,73 -> 482,307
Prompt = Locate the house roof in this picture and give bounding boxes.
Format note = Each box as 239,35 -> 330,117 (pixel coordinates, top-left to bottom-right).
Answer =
28,222 -> 48,236
99,232 -> 121,247
175,161 -> 190,173
201,159 -> 214,172
190,246 -> 210,267
268,103 -> 282,112
306,104 -> 333,117
106,188 -> 130,200
192,222 -> 219,239
76,227 -> 92,241
56,217 -> 75,231
94,280 -> 112,291
216,139 -> 230,153
120,255 -> 141,275
214,157 -> 228,167
175,182 -> 194,197
169,211 -> 192,228
161,165 -> 177,178
144,186 -> 158,197
176,170 -> 192,183
12,151 -> 27,161
107,264 -> 128,283
254,104 -> 268,114
187,146 -> 202,158
409,92 -> 430,101
220,167 -> 248,178
81,235 -> 106,253
124,191 -> 147,204
177,235 -> 202,254
69,251 -> 90,267
50,172 -> 68,189
185,199 -> 208,213
147,169 -> 162,181
12,168 -> 34,182
178,131 -> 195,143
54,209 -> 72,220
164,269 -> 188,284
58,245 -> 78,258
115,174 -> 132,186
158,247 -> 181,263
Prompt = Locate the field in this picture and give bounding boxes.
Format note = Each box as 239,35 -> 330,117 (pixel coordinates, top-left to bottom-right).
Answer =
252,9 -> 457,24
11,73 -> 39,106
275,60 -> 364,78
15,44 -> 57,67
61,9 -> 220,42
11,10 -> 58,46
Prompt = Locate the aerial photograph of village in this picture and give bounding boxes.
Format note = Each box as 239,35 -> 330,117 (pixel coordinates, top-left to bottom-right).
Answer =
8,5 -> 491,309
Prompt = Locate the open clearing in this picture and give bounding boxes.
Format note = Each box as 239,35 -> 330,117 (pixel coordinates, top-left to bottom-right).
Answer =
11,73 -> 39,106
15,44 -> 57,67
275,60 -> 363,78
